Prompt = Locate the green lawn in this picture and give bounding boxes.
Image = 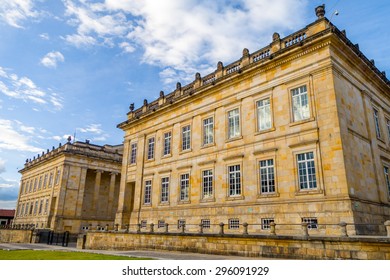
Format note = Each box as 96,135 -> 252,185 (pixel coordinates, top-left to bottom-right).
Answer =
0,249 -> 152,260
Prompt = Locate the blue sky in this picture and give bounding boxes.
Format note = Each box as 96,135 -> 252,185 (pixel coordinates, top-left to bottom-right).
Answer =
0,0 -> 389,209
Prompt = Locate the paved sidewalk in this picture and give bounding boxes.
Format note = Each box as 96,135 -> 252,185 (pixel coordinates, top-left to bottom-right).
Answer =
0,242 -> 270,260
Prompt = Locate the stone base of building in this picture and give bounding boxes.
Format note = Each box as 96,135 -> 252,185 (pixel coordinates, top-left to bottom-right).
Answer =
81,231 -> 390,260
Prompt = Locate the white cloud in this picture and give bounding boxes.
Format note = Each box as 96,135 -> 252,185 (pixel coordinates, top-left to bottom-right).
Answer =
40,51 -> 65,68
0,0 -> 40,28
77,123 -> 103,134
0,66 -> 64,110
39,33 -> 50,40
0,158 -> 5,174
63,0 -> 309,86
0,119 -> 42,152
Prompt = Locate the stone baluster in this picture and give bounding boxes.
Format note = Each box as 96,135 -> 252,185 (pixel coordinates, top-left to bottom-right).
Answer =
181,224 -> 185,234
243,222 -> 248,235
150,223 -> 154,233
385,221 -> 390,237
302,222 -> 309,237
219,222 -> 225,235
339,222 -> 348,237
165,223 -> 169,233
199,223 -> 204,234
270,222 -> 276,235
125,224 -> 130,233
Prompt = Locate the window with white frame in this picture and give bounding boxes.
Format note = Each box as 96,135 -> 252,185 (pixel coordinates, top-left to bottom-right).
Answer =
182,125 -> 191,151
33,200 -> 38,215
43,174 -> 48,189
158,220 -> 165,228
147,137 -> 155,160
38,176 -> 42,190
161,177 -> 169,203
257,98 -> 272,131
38,199 -> 43,215
228,218 -> 240,229
302,217 -> 318,229
25,202 -> 29,216
291,85 -> 310,122
33,178 -> 37,192
130,143 -> 137,164
201,219 -> 211,229
48,172 -> 53,187
203,117 -> 214,145
260,159 -> 275,194
144,180 -> 152,204
29,180 -> 32,192
202,169 -> 213,199
180,173 -> 190,201
384,166 -> 390,198
227,108 -> 240,139
373,108 -> 381,138
228,165 -> 241,196
55,169 -> 61,185
297,152 -> 317,190
163,132 -> 172,156
44,198 -> 49,214
261,218 -> 274,230
177,219 -> 186,229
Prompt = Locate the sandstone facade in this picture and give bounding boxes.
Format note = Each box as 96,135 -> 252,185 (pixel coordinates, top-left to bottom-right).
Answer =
13,141 -> 123,234
115,8 -> 390,236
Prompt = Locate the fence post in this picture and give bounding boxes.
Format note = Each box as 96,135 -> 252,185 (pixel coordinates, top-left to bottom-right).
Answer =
339,222 -> 348,237
150,223 -> 154,233
385,220 -> 390,237
137,223 -> 141,233
243,222 -> 248,235
302,222 -> 309,237
219,222 -> 225,235
270,222 -> 276,235
125,224 -> 130,233
165,223 -> 169,233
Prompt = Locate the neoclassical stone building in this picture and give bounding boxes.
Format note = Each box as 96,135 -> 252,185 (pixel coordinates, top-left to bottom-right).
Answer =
13,140 -> 122,234
115,5 -> 390,235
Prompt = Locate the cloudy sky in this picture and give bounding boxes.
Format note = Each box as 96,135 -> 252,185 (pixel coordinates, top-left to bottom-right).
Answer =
0,0 -> 389,209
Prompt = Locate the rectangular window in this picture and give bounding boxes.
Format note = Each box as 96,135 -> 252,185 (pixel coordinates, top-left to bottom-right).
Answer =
38,200 -> 43,215
25,202 -> 29,216
201,219 -> 211,229
203,117 -> 214,145
33,178 -> 37,192
161,177 -> 169,203
130,143 -> 137,164
21,204 -> 25,217
261,218 -> 274,230
43,174 -> 48,189
302,217 -> 318,229
55,169 -> 61,185
297,152 -> 317,190
180,173 -> 190,201
48,172 -> 53,187
29,180 -> 32,192
158,220 -> 165,228
291,85 -> 310,122
177,219 -> 186,229
228,108 -> 240,139
38,176 -> 42,190
374,108 -> 381,138
44,199 -> 49,214
260,159 -> 275,194
384,166 -> 390,198
33,200 -> 38,215
257,98 -> 272,131
202,169 -> 213,199
182,125 -> 191,151
163,132 -> 172,156
386,119 -> 390,142
144,180 -> 152,204
228,165 -> 241,196
228,218 -> 240,229
147,137 -> 155,160
141,220 -> 147,228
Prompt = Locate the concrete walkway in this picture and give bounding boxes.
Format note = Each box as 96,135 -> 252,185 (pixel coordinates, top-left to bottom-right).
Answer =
0,242 -> 270,260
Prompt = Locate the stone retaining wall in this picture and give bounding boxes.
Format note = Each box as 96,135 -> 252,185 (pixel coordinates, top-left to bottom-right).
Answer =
0,229 -> 33,243
82,231 -> 390,260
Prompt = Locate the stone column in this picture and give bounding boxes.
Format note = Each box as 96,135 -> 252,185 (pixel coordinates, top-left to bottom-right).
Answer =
385,220 -> 390,237
76,167 -> 88,217
107,172 -> 117,217
92,170 -> 103,217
